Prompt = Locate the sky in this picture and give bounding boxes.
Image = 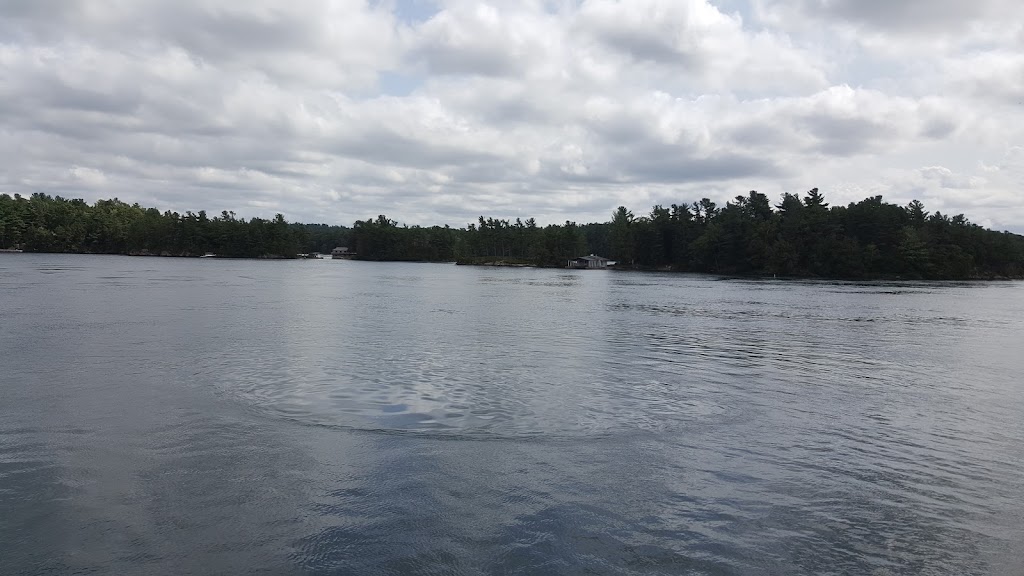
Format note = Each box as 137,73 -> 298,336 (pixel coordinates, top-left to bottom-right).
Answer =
1,0 -> 1022,230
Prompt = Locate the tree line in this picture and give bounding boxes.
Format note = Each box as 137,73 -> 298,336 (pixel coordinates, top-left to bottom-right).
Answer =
2,190 -> 1023,279
347,215 -> 588,267
597,189 -> 1024,279
0,193 -> 352,258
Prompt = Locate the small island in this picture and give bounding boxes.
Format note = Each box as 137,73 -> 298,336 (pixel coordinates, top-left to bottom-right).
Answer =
2,189 -> 1022,280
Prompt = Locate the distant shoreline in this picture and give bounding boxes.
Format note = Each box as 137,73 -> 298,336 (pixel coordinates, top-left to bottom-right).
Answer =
11,250 -> 1019,281
3,250 -> 303,260
4,192 -> 1024,280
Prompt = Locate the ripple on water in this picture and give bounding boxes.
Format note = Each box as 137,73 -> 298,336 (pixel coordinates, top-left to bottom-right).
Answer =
204,339 -> 740,440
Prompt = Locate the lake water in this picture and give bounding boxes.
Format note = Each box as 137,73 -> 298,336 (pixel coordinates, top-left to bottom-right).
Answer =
2,254 -> 1023,575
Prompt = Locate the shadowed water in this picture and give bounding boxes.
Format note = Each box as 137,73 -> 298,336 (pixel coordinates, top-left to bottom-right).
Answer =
2,254 -> 1023,575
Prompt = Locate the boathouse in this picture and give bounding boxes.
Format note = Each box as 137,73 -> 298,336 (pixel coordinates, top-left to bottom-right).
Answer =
567,254 -> 611,269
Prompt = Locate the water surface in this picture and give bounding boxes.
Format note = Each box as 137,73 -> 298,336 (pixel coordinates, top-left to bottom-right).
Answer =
2,254 -> 1023,574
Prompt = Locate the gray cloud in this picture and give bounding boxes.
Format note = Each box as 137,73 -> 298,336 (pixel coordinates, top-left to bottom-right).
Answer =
782,0 -> 1007,32
620,148 -> 784,183
798,114 -> 895,156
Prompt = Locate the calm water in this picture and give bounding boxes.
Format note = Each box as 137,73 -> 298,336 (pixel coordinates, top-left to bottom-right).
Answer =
2,254 -> 1023,575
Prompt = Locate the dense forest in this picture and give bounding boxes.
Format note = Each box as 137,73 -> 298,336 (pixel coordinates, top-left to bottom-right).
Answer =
0,193 -> 350,258
2,189 -> 1023,279
444,189 -> 1024,279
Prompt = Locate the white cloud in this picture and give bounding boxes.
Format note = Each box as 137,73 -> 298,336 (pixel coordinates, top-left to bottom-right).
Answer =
69,166 -> 108,187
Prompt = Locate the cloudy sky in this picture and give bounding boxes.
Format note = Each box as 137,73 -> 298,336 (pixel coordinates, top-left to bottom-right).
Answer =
1,0 -> 1022,230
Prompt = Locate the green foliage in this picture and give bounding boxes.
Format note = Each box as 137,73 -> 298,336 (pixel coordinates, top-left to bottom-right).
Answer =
0,194 -> 314,258
617,189 -> 1024,279
351,215 -> 460,262
453,216 -> 585,267
292,222 -> 352,255
3,190 -> 1023,278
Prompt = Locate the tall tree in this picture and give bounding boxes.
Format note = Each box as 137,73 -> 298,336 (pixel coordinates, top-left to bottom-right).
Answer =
610,206 -> 636,264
